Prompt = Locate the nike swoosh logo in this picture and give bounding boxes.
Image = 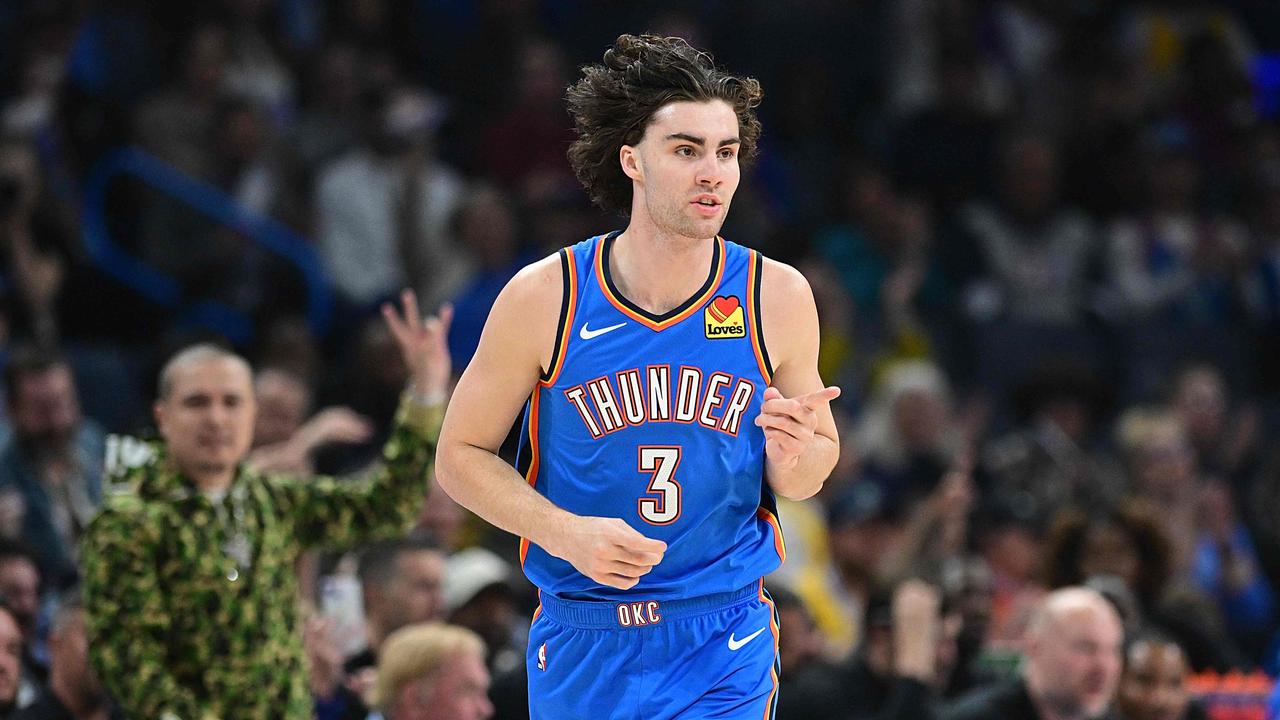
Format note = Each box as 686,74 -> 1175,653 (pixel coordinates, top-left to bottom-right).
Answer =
579,321 -> 627,340
727,627 -> 766,651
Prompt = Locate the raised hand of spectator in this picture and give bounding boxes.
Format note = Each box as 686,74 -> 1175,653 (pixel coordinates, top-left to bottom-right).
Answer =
303,614 -> 344,700
295,407 -> 374,451
381,290 -> 454,400
892,579 -> 942,683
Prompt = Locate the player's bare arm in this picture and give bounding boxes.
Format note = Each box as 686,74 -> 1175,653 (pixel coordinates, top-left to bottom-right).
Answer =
436,254 -> 666,590
754,258 -> 841,500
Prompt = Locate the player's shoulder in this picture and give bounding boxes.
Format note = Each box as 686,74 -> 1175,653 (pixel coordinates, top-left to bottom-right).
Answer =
512,250 -> 567,286
486,249 -> 577,336
756,254 -> 814,305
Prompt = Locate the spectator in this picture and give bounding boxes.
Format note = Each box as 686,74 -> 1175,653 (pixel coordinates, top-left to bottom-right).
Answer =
80,292 -> 449,719
0,142 -> 71,348
313,535 -> 449,719
940,586 -> 1123,720
348,536 -> 448,671
132,23 -> 228,179
0,346 -> 103,590
445,184 -> 534,370
1170,364 -> 1259,487
1115,633 -> 1207,720
246,366 -> 373,475
816,163 -> 948,327
1105,124 -> 1247,325
0,543 -> 44,684
957,131 -> 1099,326
831,579 -> 955,720
12,594 -> 118,720
444,547 -> 522,676
372,623 -> 493,720
315,85 -> 466,311
854,360 -> 964,511
984,365 -> 1122,529
771,585 -> 844,720
1118,412 -> 1199,576
282,43 -> 364,192
324,310 -> 445,474
0,598 -> 30,718
477,37 -> 575,195
219,0 -> 295,118
817,480 -> 909,658
939,557 -> 1001,699
973,499 -> 1046,649
1191,480 -> 1276,660
1041,501 -> 1242,671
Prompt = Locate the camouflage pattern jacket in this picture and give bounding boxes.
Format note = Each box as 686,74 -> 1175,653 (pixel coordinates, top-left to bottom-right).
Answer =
81,395 -> 442,720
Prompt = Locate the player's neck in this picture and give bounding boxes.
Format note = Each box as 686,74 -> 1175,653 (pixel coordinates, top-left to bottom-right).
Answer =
612,225 -> 716,315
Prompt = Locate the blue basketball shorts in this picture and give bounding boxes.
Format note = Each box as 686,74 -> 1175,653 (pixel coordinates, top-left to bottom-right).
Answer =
526,580 -> 781,720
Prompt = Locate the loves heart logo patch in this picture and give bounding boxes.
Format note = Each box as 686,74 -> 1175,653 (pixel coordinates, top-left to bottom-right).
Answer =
705,295 -> 746,339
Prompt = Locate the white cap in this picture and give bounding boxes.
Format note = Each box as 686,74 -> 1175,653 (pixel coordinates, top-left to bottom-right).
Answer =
444,547 -> 513,613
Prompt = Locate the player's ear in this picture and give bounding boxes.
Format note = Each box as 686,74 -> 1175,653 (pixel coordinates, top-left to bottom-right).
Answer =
620,144 -> 643,182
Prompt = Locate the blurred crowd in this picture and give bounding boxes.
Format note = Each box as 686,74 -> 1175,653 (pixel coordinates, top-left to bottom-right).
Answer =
1,0 -> 1280,718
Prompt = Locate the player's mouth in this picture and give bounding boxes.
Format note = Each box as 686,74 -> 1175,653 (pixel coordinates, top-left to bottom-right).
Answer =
691,194 -> 722,216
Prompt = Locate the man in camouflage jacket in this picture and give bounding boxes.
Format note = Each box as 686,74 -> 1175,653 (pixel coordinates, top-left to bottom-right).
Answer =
81,292 -> 452,720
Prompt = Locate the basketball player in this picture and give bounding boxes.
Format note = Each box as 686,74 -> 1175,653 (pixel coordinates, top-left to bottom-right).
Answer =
436,34 -> 840,719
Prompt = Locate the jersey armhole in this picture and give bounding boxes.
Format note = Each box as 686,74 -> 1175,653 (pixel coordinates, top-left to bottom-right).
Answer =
539,248 -> 577,385
747,250 -> 775,384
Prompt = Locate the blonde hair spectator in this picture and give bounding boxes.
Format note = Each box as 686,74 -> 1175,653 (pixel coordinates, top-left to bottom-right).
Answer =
375,622 -> 493,720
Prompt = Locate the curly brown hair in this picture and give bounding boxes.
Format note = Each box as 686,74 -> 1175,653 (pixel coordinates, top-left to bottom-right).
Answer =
566,34 -> 763,216
1042,500 -> 1173,611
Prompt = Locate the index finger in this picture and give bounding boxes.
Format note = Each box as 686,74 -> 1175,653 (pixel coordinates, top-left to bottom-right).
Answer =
795,386 -> 841,410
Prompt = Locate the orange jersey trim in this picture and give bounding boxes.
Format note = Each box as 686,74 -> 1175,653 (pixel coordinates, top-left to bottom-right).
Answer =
594,236 -> 726,332
519,391 -> 543,567
757,506 -> 786,564
758,579 -> 781,720
540,250 -> 578,387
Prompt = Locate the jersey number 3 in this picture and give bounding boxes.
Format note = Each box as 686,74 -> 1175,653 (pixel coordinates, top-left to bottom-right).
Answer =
637,446 -> 682,525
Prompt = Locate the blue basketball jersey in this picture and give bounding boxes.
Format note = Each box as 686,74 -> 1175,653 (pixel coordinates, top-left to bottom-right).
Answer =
516,231 -> 784,600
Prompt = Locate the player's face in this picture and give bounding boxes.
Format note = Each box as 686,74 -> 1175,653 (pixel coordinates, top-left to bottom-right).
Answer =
626,99 -> 741,241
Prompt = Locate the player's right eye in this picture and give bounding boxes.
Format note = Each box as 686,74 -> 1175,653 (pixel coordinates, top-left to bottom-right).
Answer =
675,146 -> 695,157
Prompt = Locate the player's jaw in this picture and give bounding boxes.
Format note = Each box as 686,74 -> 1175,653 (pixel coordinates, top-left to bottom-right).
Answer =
652,188 -> 731,241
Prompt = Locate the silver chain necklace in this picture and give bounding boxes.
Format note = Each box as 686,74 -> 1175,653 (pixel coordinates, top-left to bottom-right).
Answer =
211,484 -> 252,578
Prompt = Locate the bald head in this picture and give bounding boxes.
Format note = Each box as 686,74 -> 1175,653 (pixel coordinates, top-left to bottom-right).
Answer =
1024,588 -> 1123,720
158,344 -> 252,401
